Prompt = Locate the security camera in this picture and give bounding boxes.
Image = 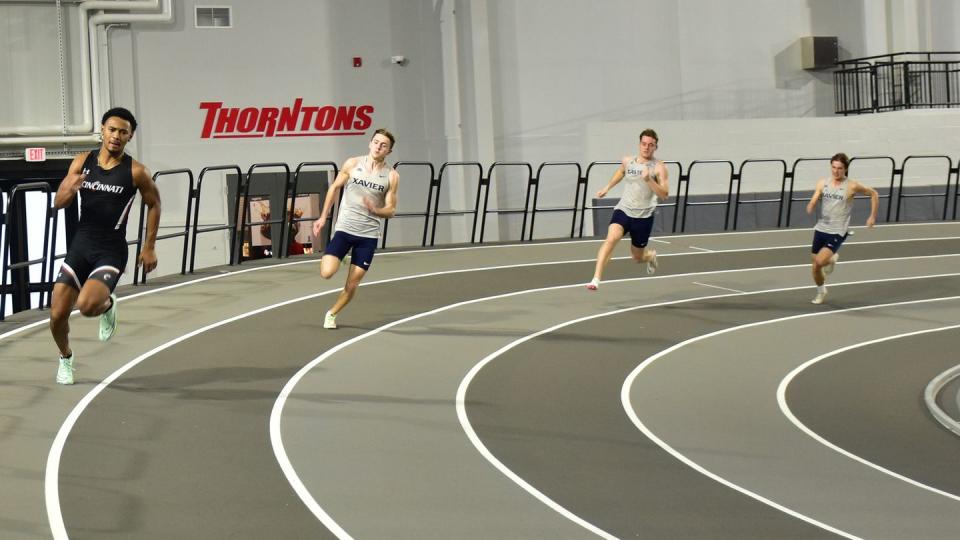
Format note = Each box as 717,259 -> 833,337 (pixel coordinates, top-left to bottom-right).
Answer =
390,55 -> 408,65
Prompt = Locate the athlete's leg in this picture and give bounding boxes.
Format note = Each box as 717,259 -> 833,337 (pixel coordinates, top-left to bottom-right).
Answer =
627,215 -> 657,274
319,254 -> 342,279
589,223 -> 626,285
811,247 -> 835,286
330,264 -> 367,316
75,278 -> 112,317
49,283 -> 79,357
631,245 -> 657,269
810,247 -> 834,304
320,231 -> 350,279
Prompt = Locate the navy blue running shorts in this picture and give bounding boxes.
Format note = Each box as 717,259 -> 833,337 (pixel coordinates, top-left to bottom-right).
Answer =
610,209 -> 655,248
324,231 -> 378,270
811,230 -> 848,254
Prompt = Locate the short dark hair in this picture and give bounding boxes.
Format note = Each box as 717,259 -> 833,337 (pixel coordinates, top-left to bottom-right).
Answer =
373,128 -> 395,149
639,128 -> 658,144
831,152 -> 849,172
101,107 -> 137,132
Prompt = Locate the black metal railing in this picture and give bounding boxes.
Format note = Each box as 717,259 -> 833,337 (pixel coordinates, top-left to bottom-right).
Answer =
835,52 -> 960,115
4,153 -> 959,320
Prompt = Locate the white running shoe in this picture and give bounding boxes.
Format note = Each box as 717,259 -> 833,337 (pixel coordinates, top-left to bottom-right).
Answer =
586,278 -> 600,291
823,253 -> 839,276
811,290 -> 828,305
56,354 -> 75,385
99,294 -> 118,342
323,310 -> 338,329
646,251 -> 658,275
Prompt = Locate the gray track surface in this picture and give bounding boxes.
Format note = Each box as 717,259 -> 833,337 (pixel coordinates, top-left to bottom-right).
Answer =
1,223 -> 959,539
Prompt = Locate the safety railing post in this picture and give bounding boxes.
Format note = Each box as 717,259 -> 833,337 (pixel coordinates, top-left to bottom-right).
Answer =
384,162 -> 435,249
479,162 -> 533,243
286,162 -> 339,256
732,159 -> 787,230
528,162 -> 582,241
579,161 -> 621,238
895,155 -> 953,222
235,163 -> 291,265
135,169 -> 195,284
190,165 -> 243,272
432,162 -> 483,246
1,182 -> 53,319
680,161 -> 734,233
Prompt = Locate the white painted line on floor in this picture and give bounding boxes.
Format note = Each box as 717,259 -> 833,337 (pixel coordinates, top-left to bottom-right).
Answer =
42,244 -> 960,538
778,322 -> 960,502
6,227 -> 958,342
622,296 -> 960,540
692,281 -> 746,294
273,271 -> 960,538
688,246 -> 713,252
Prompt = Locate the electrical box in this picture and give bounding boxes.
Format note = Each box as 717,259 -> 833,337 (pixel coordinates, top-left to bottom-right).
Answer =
800,36 -> 838,70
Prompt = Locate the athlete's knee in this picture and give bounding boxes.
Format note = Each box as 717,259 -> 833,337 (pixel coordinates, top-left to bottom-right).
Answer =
344,280 -> 361,295
49,308 -> 69,329
75,297 -> 102,317
319,260 -> 338,279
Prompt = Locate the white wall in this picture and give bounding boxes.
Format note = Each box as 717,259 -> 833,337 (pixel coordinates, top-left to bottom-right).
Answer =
3,0 -> 960,273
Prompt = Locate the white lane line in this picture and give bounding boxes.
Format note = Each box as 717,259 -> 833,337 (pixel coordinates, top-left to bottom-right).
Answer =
7,230 -> 958,342
621,295 -> 960,540
692,281 -> 746,294
651,238 -> 672,244
272,270 -> 960,539
45,251 -> 960,538
688,246 -> 713,252
778,323 -> 960,502
461,281 -> 960,540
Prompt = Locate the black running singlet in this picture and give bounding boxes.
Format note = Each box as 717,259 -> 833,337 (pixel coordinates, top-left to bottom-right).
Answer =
77,152 -> 137,235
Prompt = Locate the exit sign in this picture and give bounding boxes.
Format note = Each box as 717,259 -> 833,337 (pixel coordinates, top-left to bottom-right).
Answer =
25,147 -> 46,162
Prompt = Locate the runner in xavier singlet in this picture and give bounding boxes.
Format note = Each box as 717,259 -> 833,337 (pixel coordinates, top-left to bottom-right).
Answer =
586,128 -> 670,290
49,107 -> 162,384
805,152 -> 878,305
311,129 -> 400,329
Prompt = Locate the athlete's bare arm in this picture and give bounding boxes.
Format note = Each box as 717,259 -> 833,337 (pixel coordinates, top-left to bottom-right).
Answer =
597,157 -> 629,198
648,161 -> 670,200
850,179 -> 879,228
806,179 -> 825,214
363,170 -> 399,218
133,161 -> 162,273
54,152 -> 91,209
312,157 -> 358,237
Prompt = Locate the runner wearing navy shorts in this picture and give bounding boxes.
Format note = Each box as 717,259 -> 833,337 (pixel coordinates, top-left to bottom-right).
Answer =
50,107 -> 162,384
806,152 -> 878,305
587,129 -> 670,290
311,129 -> 399,329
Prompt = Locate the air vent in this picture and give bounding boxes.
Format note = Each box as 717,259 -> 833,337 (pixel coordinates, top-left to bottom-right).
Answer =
195,6 -> 232,28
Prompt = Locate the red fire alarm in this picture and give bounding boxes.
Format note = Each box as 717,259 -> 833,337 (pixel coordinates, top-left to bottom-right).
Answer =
352,57 -> 362,68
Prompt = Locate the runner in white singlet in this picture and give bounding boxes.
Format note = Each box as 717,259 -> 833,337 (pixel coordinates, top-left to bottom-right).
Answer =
586,129 -> 670,290
311,129 -> 400,328
805,152 -> 878,305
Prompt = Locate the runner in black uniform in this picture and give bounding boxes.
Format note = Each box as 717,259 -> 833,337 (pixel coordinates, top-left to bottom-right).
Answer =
49,107 -> 161,385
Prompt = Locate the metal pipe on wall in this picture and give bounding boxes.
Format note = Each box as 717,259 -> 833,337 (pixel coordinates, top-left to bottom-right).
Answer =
0,0 -> 170,146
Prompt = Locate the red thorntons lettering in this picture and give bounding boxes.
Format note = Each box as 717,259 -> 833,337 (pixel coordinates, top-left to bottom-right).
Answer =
200,99 -> 375,139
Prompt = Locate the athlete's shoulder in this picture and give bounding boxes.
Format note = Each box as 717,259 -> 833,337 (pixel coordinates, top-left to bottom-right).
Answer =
71,151 -> 93,170
130,157 -> 152,183
341,155 -> 362,171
